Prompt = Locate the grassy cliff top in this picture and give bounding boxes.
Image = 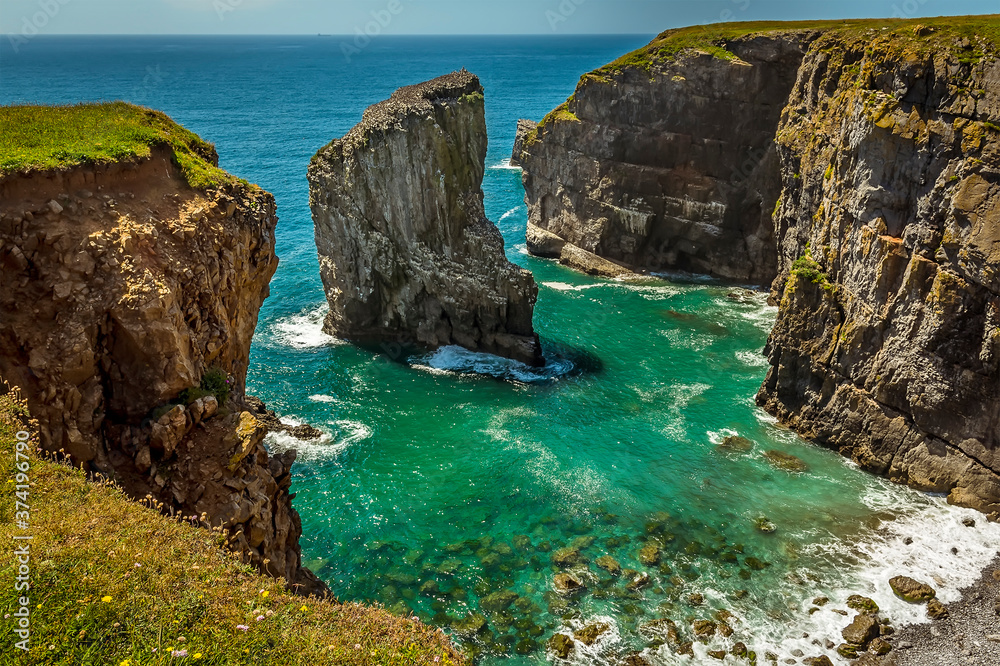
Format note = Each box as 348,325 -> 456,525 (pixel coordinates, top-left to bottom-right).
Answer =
0,388 -> 465,665
598,14 -> 1000,74
0,102 -> 240,189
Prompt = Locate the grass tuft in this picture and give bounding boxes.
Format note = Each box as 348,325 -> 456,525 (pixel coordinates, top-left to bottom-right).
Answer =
0,102 -> 238,189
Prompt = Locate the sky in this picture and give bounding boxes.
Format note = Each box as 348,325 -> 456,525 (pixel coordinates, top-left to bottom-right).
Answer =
1,0 -> 998,35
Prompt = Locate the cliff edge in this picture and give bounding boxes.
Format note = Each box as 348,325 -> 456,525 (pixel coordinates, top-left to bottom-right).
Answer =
0,103 -> 324,591
524,18 -> 1000,516
309,70 -> 543,366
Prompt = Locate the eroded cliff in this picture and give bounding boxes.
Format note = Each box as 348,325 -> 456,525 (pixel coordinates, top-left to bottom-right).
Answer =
0,105 -> 323,591
524,19 -> 1000,516
309,70 -> 543,365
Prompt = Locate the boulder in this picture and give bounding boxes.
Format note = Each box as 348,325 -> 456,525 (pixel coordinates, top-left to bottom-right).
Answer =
548,633 -> 574,659
841,613 -> 879,647
573,622 -> 610,646
889,576 -> 936,603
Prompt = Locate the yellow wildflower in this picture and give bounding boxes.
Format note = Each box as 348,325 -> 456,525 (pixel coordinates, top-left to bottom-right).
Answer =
101,596 -> 112,603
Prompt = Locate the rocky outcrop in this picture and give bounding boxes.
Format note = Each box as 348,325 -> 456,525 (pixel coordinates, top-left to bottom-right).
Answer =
510,119 -> 537,167
758,27 -> 1000,517
520,34 -> 812,284
526,20 -> 1000,514
309,70 -> 543,365
0,140 -> 323,593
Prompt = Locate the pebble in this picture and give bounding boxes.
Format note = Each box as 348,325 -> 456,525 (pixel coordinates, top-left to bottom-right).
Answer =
987,635 -> 1000,643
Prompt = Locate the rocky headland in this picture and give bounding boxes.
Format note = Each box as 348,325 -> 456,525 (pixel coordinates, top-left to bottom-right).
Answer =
0,104 -> 322,593
309,70 -> 543,365
521,18 -> 1000,518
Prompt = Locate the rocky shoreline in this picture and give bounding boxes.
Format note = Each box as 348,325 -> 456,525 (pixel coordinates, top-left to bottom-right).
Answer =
872,555 -> 1000,666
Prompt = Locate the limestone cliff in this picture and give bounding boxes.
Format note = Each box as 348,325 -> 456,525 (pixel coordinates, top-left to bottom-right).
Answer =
520,34 -> 811,283
309,70 -> 543,366
525,19 -> 1000,516
0,113 -> 324,592
510,119 -> 537,168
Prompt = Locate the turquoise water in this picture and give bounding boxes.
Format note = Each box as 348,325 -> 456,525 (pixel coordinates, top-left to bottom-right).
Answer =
5,35 -> 1000,665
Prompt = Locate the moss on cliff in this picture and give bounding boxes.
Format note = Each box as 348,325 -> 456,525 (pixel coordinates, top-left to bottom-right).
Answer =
0,389 -> 465,665
0,102 -> 240,189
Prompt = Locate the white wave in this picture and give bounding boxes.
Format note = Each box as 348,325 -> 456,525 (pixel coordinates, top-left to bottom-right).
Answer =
542,281 -> 601,292
409,345 -> 574,384
489,159 -> 522,170
711,488 -> 1000,666
264,420 -> 371,462
736,349 -> 769,367
271,305 -> 341,350
706,428 -> 740,446
498,206 -> 522,222
740,303 -> 780,331
515,243 -> 530,255
308,394 -> 338,404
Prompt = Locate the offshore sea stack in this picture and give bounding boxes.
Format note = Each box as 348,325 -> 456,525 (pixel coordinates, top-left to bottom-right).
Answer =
0,128 -> 324,593
524,22 -> 1000,516
309,70 -> 543,366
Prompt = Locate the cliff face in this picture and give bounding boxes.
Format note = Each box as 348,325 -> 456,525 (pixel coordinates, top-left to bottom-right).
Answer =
526,20 -> 1000,516
309,71 -> 543,366
0,140 -> 323,591
520,35 -> 811,284
759,28 -> 1000,518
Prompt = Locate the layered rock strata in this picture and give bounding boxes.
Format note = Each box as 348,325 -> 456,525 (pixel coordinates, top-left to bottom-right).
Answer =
510,119 -> 537,168
0,145 -> 324,592
309,70 -> 543,365
525,21 -> 1000,514
520,34 -> 812,283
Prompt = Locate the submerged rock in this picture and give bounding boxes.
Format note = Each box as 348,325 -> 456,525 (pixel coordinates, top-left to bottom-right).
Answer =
596,555 -> 622,576
763,450 -> 809,473
548,633 -> 574,659
309,70 -> 542,365
551,547 -> 581,568
574,622 -> 611,645
889,576 -> 936,603
719,435 -> 755,453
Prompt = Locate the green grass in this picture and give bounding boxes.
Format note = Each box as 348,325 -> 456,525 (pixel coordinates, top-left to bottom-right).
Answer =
596,15 -> 1000,75
0,102 -> 239,189
0,388 -> 466,665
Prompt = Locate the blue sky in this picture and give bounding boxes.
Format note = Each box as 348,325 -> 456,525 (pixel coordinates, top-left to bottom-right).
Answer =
1,0 -> 998,35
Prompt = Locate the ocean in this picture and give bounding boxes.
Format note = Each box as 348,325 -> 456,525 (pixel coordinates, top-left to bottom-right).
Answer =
3,35 -> 999,665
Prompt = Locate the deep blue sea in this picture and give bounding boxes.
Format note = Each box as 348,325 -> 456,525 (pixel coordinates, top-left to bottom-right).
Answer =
4,35 -> 999,665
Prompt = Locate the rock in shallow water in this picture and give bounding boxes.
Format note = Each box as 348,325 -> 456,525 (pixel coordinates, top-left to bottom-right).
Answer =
889,575 -> 936,603
308,70 -> 542,365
